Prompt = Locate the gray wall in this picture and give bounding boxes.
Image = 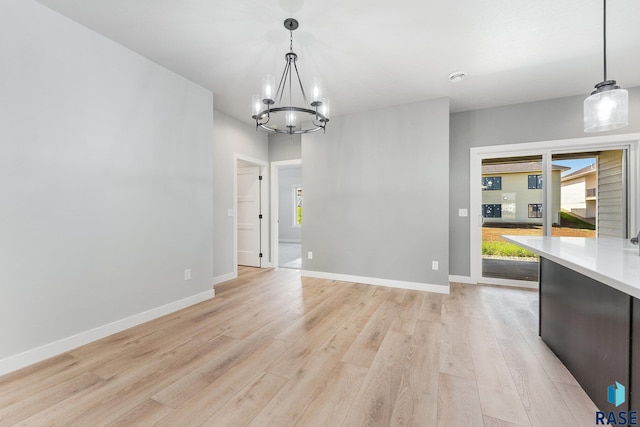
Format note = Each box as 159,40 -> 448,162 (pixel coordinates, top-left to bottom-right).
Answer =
213,110 -> 268,278
278,167 -> 302,242
0,0 -> 213,360
302,98 -> 450,286
450,87 -> 640,276
269,134 -> 302,162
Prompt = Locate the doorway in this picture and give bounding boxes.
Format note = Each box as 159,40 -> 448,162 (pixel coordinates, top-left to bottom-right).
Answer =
470,135 -> 639,287
234,155 -> 269,272
270,159 -> 302,269
237,163 -> 261,267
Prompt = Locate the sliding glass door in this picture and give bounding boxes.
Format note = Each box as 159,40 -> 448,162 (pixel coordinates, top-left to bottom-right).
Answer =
472,144 -> 633,285
480,156 -> 544,281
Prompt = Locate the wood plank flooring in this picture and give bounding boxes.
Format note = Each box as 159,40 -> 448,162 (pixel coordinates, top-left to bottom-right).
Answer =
0,267 -> 598,426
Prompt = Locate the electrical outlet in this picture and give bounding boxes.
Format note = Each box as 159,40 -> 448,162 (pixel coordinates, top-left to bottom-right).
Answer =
184,269 -> 191,280
458,208 -> 468,217
431,261 -> 439,271
307,251 -> 313,260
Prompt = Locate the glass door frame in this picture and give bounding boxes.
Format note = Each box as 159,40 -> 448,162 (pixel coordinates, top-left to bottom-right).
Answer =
469,133 -> 640,287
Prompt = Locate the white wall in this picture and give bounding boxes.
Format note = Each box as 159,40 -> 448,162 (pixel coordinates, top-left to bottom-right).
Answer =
0,0 -> 214,370
269,134 -> 302,162
302,98 -> 450,291
213,110 -> 268,280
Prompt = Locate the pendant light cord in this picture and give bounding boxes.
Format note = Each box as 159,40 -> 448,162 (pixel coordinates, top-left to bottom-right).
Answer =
603,0 -> 607,81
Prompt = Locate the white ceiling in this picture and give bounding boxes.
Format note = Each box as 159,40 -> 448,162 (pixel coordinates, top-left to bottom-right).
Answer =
35,0 -> 640,124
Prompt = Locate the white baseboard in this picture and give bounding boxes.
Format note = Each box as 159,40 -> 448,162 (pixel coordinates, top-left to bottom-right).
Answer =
279,239 -> 301,243
448,275 -> 476,284
478,277 -> 539,289
0,289 -> 215,377
213,272 -> 237,286
301,270 -> 449,294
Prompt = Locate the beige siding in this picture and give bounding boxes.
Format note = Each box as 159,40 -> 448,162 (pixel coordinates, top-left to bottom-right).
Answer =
597,150 -> 625,238
561,177 -> 586,214
482,170 -> 562,224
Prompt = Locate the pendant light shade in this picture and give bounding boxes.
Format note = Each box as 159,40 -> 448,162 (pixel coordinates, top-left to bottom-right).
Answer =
584,83 -> 629,132
583,0 -> 629,132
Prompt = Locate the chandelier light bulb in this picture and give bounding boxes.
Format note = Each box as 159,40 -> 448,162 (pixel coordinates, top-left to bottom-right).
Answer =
252,94 -> 262,117
286,111 -> 297,127
320,98 -> 330,120
311,78 -> 322,104
262,75 -> 275,102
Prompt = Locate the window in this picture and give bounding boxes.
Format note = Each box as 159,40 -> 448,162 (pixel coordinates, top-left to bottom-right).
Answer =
528,174 -> 543,189
528,203 -> 543,218
482,176 -> 501,191
482,204 -> 502,218
293,186 -> 302,227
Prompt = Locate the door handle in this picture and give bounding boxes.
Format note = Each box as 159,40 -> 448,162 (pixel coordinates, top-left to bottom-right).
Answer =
478,215 -> 484,226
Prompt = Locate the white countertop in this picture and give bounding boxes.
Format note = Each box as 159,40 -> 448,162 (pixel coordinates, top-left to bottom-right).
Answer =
502,235 -> 640,299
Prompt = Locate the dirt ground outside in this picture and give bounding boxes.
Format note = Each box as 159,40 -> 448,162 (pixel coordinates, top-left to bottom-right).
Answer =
482,224 -> 596,243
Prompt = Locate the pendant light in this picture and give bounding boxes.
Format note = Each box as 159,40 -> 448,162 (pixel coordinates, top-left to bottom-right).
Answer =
584,0 -> 628,132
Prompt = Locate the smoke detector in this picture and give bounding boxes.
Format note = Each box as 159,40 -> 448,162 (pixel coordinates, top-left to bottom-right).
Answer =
449,72 -> 466,83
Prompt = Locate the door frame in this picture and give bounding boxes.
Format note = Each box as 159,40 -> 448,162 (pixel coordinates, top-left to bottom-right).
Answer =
234,153 -> 270,277
470,133 -> 640,287
270,159 -> 302,269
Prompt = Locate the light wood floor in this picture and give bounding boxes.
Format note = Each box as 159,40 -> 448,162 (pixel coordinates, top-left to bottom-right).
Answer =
0,267 -> 598,426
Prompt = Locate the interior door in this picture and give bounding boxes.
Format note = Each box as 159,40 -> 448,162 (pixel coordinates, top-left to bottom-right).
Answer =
237,166 -> 261,267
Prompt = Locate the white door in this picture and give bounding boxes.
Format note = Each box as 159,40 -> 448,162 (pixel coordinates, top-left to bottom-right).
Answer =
237,166 -> 261,267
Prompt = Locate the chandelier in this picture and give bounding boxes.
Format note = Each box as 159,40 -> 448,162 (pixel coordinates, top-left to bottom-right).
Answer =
252,18 -> 330,135
583,0 -> 628,132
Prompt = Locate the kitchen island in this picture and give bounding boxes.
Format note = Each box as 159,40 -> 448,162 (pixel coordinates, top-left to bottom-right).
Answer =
503,236 -> 640,412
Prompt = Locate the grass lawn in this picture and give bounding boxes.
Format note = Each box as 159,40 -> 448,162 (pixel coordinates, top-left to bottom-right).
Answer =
482,241 -> 538,258
559,211 -> 595,230
482,220 -> 596,258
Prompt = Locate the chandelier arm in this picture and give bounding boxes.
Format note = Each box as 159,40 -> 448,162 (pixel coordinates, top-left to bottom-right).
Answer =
293,61 -> 310,105
260,125 -> 324,135
288,56 -> 293,107
255,109 -> 271,127
275,60 -> 290,105
260,113 -> 270,126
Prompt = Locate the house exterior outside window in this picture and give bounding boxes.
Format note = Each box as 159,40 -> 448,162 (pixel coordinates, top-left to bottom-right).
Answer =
482,204 -> 502,218
294,186 -> 302,227
481,162 -> 568,224
482,176 -> 502,191
528,203 -> 543,218
528,174 -> 543,189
